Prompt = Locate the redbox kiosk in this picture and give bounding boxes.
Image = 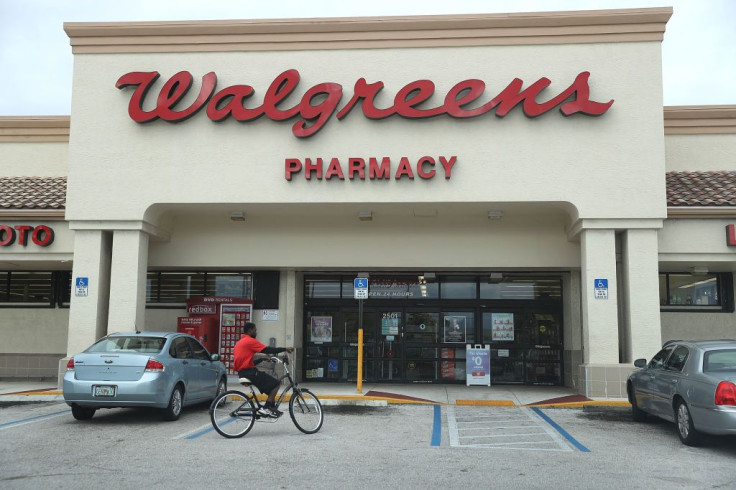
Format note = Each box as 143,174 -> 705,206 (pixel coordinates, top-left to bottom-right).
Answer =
178,296 -> 253,375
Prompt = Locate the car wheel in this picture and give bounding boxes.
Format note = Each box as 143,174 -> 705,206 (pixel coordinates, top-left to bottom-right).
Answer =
162,385 -> 184,421
675,400 -> 702,446
215,377 -> 227,399
628,386 -> 647,422
71,404 -> 96,421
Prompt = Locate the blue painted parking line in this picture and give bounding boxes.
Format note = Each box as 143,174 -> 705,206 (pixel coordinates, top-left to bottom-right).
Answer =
430,405 -> 441,446
531,407 -> 590,452
0,409 -> 69,430
184,425 -> 217,439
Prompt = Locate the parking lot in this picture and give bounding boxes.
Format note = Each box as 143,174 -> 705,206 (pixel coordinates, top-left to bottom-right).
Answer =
2,400 -> 735,489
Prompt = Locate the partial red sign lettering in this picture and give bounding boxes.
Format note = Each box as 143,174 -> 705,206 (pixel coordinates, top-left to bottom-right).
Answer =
284,156 -> 457,181
0,225 -> 55,247
727,224 -> 736,247
117,70 -> 613,138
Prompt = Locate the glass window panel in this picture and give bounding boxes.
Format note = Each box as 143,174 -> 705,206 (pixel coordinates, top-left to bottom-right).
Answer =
480,276 -> 562,300
366,275 -> 438,300
4,272 -> 53,304
668,273 -> 719,306
441,275 -> 476,299
305,278 -> 341,298
405,311 -> 439,343
659,274 -> 668,305
208,273 -> 252,298
405,360 -> 437,381
158,272 -> 205,303
146,272 -> 159,302
441,311 -> 475,344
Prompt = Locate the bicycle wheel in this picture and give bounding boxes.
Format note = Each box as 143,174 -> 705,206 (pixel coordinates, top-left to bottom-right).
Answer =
210,391 -> 256,438
289,388 -> 323,434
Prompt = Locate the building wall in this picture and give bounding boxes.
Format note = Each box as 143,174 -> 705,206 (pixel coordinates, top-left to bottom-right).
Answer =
66,41 -> 666,224
665,133 -> 736,172
2,142 -> 69,176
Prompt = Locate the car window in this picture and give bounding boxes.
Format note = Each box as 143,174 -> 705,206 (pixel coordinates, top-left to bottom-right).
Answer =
187,338 -> 211,360
704,349 -> 736,372
169,337 -> 192,359
87,336 -> 165,353
665,346 -> 689,372
647,346 -> 674,369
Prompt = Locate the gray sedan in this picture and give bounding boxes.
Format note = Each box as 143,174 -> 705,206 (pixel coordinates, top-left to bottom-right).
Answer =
63,331 -> 227,421
627,339 -> 736,445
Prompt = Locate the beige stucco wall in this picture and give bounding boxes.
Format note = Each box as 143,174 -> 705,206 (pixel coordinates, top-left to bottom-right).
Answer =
658,218 -> 736,271
0,220 -> 74,265
665,133 -> 736,171
0,308 -> 69,354
2,141 -> 69,177
147,206 -> 579,269
660,277 -> 736,342
66,40 -> 666,224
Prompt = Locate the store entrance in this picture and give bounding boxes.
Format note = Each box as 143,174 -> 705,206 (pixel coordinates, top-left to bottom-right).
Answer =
302,274 -> 564,385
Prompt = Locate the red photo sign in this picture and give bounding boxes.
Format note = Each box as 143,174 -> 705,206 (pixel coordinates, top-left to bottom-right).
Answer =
0,225 -> 55,247
116,69 -> 613,138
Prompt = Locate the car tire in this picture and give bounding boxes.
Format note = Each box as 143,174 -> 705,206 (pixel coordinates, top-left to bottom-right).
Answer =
71,404 -> 96,421
675,400 -> 702,446
215,377 -> 227,400
628,386 -> 647,422
162,385 -> 183,421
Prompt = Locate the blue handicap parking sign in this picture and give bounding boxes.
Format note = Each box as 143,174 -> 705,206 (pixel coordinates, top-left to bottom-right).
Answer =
594,279 -> 608,289
76,277 -> 88,287
354,278 -> 368,289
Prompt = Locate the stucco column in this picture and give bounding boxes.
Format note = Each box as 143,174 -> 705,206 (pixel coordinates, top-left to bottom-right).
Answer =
580,229 -> 619,364
67,229 -> 112,355
108,230 -> 149,332
622,229 -> 662,362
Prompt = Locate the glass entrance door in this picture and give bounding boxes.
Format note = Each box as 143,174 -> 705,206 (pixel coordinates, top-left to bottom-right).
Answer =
482,309 -> 563,385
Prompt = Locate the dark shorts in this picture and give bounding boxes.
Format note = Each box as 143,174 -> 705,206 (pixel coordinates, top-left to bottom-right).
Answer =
238,368 -> 279,394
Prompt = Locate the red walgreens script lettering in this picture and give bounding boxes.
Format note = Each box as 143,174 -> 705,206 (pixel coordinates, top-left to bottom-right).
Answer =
116,70 -> 613,138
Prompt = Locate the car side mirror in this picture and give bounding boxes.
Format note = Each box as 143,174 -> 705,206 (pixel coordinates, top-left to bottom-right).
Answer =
211,354 -> 220,362
634,358 -> 647,368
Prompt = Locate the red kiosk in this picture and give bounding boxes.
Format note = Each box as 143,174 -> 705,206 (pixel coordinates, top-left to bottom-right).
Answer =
177,296 -> 254,375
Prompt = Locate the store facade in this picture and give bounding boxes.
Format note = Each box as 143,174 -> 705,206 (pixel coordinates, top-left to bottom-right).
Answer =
2,7 -> 735,397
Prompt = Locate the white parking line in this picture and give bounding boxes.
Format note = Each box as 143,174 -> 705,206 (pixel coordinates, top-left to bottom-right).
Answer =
447,406 -> 573,452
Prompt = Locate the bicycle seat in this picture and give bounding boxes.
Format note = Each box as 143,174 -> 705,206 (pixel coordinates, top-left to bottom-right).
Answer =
238,377 -> 253,386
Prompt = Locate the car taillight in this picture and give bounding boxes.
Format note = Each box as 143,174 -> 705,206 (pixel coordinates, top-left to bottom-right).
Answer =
715,381 -> 736,406
145,358 -> 165,373
66,358 -> 75,371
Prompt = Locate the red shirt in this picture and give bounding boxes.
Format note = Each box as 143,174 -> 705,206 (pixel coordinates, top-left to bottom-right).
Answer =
233,334 -> 266,371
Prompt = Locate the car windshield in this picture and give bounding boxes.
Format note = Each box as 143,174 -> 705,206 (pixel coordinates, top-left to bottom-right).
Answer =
87,336 -> 166,354
703,349 -> 736,372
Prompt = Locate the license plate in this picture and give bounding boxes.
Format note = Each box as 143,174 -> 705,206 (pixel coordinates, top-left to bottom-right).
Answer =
93,385 -> 116,397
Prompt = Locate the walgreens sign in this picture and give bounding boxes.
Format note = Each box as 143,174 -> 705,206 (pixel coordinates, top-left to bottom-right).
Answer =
116,69 -> 613,138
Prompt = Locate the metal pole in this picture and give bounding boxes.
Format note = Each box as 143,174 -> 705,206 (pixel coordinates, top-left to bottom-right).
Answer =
357,298 -> 363,393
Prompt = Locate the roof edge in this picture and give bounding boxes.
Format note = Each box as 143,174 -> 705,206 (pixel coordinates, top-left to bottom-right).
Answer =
0,116 -> 71,142
64,7 -> 673,54
664,106 -> 736,135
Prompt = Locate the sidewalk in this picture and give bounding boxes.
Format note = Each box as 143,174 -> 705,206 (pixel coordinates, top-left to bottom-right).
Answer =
0,377 -> 630,408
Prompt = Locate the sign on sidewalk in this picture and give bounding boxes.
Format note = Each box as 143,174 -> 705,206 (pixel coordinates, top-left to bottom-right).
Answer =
466,344 -> 491,386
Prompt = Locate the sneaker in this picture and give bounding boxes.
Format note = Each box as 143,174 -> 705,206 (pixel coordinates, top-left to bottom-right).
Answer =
257,406 -> 282,418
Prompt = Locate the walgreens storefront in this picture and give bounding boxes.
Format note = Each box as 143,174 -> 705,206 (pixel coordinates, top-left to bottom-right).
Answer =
5,7 -> 736,398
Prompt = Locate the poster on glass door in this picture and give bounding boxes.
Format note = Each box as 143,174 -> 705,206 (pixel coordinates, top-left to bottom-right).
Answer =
491,313 -> 514,341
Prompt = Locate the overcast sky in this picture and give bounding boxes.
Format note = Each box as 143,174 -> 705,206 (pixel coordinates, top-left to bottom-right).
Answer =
0,0 -> 734,115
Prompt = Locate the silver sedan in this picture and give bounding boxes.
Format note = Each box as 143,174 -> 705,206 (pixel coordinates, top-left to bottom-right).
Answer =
627,339 -> 736,445
63,331 -> 227,421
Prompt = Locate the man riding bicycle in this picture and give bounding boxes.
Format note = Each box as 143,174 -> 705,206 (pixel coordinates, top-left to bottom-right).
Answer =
233,322 -> 294,417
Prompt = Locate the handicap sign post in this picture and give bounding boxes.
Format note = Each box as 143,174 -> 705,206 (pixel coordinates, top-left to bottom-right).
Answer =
75,277 -> 89,297
594,278 -> 608,300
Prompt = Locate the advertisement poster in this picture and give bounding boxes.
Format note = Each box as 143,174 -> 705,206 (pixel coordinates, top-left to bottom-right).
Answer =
444,316 -> 466,343
311,316 -> 333,342
491,313 -> 514,341
466,345 -> 491,386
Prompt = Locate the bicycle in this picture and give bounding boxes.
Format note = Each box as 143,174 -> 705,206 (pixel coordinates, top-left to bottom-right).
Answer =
209,353 -> 324,438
